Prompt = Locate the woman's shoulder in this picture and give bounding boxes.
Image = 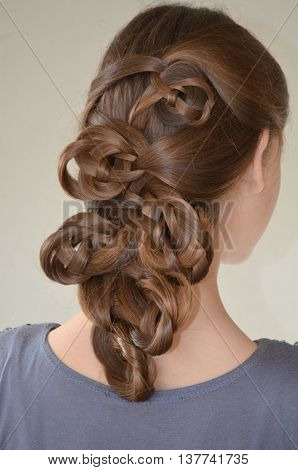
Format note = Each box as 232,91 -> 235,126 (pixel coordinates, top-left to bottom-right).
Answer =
260,336 -> 298,361
253,337 -> 298,394
0,322 -> 57,364
257,336 -> 298,366
0,322 -> 47,341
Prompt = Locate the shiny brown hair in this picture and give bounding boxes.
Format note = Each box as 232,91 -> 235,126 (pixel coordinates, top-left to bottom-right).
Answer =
40,3 -> 289,402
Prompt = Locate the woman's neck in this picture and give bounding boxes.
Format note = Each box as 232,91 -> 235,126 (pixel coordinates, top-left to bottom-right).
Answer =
47,264 -> 257,391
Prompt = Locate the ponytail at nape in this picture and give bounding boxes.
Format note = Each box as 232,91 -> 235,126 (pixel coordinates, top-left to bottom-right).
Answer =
40,4 -> 289,402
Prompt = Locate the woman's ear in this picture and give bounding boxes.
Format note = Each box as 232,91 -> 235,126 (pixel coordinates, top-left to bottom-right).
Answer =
242,128 -> 270,195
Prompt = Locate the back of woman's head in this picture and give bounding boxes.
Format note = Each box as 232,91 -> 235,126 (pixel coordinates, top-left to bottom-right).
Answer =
40,3 -> 289,402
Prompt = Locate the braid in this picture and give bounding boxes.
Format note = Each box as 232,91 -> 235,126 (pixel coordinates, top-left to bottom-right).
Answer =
40,5 -> 288,402
40,50 -> 215,401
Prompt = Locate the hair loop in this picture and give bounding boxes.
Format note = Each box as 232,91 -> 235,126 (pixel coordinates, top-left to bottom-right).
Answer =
128,56 -> 215,128
58,117 -> 150,201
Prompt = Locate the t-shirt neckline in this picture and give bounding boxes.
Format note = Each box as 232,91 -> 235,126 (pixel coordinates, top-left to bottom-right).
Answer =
41,321 -> 271,404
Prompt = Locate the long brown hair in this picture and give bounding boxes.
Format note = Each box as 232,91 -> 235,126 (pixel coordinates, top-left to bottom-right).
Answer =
40,3 -> 289,402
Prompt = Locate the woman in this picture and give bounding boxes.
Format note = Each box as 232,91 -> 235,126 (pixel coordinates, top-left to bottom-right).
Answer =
1,3 -> 297,450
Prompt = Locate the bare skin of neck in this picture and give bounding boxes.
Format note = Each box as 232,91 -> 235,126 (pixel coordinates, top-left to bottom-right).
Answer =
47,246 -> 258,391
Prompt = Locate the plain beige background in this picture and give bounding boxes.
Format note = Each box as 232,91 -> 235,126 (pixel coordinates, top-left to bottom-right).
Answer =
0,0 -> 297,342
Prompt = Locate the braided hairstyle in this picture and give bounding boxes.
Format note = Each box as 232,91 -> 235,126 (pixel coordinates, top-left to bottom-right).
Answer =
40,4 -> 289,402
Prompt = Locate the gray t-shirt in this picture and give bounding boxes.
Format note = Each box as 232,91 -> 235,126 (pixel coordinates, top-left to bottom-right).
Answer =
0,322 -> 297,450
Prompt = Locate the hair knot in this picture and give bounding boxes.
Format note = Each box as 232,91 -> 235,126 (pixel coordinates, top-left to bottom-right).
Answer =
128,54 -> 215,128
58,116 -> 151,201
